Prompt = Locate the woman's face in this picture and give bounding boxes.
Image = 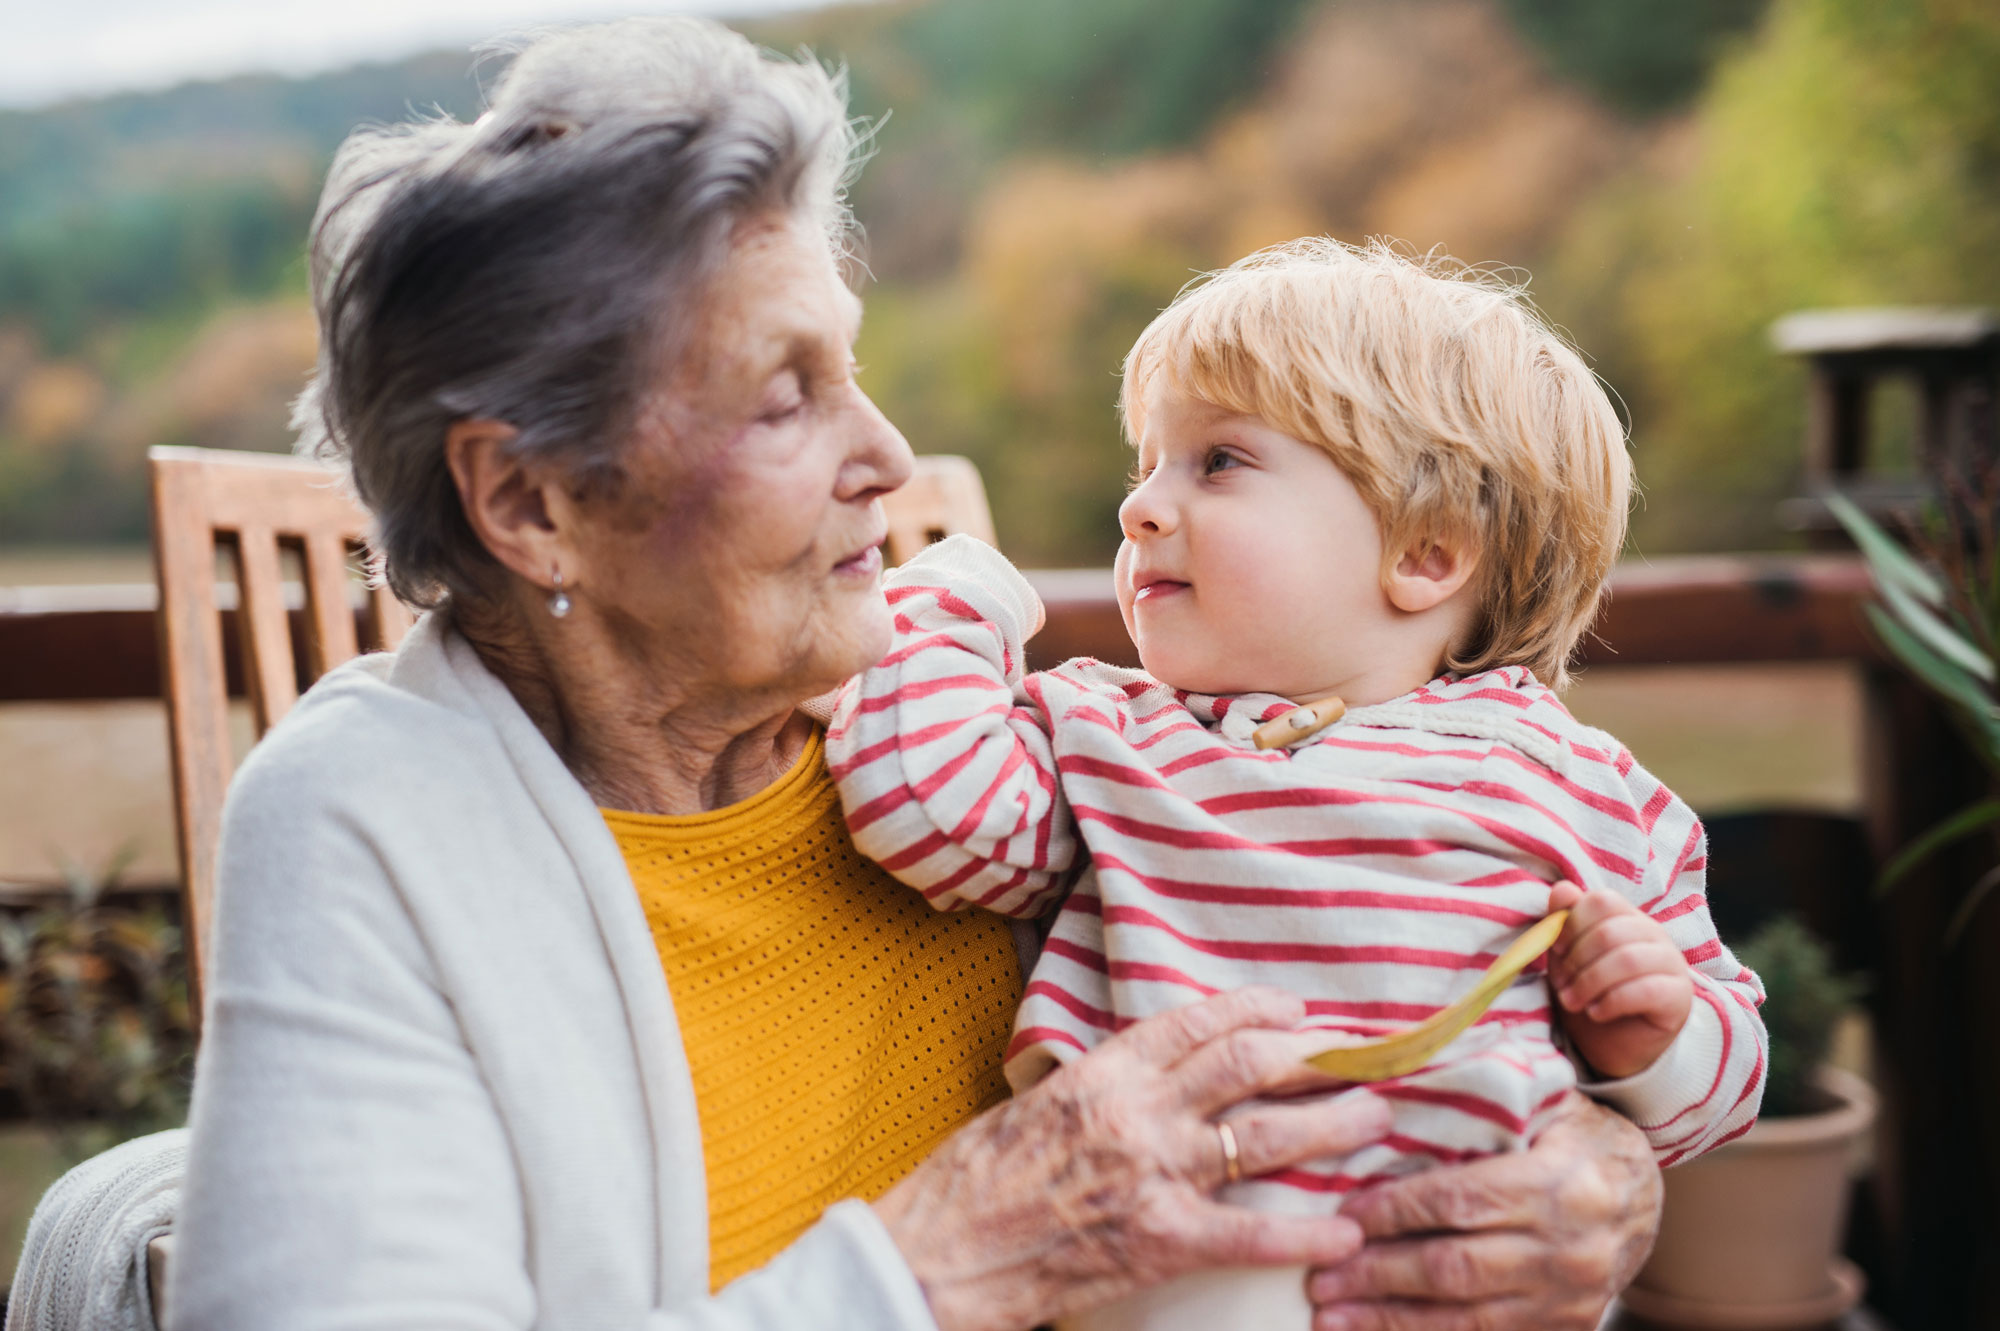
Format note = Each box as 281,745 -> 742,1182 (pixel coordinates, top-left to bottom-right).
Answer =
565,216 -> 913,704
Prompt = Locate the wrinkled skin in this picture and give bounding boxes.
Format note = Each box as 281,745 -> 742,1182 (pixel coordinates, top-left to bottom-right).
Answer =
1307,1091 -> 1663,1331
874,989 -> 1661,1331
875,988 -> 1394,1331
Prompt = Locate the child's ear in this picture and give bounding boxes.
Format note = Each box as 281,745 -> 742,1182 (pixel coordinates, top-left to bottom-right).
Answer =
1384,538 -> 1479,614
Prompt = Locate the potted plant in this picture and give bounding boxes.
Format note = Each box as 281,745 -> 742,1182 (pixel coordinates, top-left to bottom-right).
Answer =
0,854 -> 194,1165
1621,917 -> 1871,1330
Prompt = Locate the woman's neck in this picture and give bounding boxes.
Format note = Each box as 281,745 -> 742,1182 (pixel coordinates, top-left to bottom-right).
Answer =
451,596 -> 813,816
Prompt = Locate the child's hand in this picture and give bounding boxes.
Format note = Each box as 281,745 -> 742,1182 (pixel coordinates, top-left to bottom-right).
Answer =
1545,881 -> 1694,1079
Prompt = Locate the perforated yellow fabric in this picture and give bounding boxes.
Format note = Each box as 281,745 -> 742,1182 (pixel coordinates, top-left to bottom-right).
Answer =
603,727 -> 1022,1291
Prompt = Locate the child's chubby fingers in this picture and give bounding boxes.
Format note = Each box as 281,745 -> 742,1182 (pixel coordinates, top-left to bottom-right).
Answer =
1548,884 -> 1640,965
1585,971 -> 1693,1027
1546,879 -> 1586,915
1549,908 -> 1659,991
1556,935 -> 1688,1015
1552,883 -> 1638,941
1544,887 -> 1656,959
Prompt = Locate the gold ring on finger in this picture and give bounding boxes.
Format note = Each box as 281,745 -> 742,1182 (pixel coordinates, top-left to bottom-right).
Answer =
1216,1120 -> 1242,1186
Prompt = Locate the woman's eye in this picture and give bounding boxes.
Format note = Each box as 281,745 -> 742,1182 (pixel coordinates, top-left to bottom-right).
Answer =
758,374 -> 807,423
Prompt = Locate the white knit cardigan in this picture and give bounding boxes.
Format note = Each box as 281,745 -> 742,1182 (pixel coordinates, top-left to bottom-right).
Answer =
167,615 -> 939,1331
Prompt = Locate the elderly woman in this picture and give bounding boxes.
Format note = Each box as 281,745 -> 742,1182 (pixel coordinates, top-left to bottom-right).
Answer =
170,18 -> 1662,1331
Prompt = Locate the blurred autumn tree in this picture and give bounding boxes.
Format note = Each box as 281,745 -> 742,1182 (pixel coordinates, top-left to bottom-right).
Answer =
1538,0 -> 2000,550
0,55 -> 484,541
2,0 -> 1995,563
848,0 -> 1646,561
1500,0 -> 1766,115
876,0 -> 1316,156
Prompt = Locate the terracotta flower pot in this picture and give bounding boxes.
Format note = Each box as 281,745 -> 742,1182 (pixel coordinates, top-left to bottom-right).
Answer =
1622,1065 -> 1876,1330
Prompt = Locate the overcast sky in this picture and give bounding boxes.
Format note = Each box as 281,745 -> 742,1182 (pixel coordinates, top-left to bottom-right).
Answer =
0,0 -> 840,109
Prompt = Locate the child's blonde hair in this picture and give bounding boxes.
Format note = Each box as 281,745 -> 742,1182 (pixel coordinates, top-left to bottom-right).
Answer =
1121,237 -> 1631,689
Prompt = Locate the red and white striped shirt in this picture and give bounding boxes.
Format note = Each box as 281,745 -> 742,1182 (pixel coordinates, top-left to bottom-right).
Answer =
829,537 -> 1766,1201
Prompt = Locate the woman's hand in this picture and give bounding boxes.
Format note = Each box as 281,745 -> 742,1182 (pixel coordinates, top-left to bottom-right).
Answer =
1305,1091 -> 1661,1330
873,987 -> 1395,1331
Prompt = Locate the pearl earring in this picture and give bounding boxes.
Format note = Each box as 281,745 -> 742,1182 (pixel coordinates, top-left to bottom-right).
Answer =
548,567 -> 572,619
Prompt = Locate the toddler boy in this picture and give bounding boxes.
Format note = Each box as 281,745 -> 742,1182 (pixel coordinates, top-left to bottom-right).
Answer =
828,239 -> 1765,1329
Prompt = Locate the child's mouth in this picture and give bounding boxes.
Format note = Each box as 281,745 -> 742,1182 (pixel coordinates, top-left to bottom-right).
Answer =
1133,580 -> 1189,603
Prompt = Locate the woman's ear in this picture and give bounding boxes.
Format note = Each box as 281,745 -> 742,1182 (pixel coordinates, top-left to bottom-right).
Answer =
444,419 -> 569,591
1384,538 -> 1479,615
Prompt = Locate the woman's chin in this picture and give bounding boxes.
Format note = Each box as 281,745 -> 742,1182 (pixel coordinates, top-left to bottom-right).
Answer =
796,601 -> 894,697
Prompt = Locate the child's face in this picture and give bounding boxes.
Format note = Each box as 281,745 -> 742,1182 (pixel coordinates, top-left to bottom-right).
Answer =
1115,385 -> 1397,699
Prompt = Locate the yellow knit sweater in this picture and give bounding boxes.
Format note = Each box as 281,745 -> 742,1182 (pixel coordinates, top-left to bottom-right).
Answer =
602,728 -> 1022,1290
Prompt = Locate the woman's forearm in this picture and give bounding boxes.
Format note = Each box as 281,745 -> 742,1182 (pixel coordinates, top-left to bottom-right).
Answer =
874,989 -> 1394,1331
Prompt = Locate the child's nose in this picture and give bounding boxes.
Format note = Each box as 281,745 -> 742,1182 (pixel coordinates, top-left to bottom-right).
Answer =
1119,475 -> 1174,539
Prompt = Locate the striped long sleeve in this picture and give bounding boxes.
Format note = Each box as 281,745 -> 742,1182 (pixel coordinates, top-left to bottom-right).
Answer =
827,536 -> 1079,918
1577,765 -> 1768,1162
830,535 -> 1765,1178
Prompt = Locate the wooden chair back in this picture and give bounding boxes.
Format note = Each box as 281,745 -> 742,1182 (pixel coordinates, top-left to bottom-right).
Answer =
150,445 -> 411,1002
882,455 -> 997,564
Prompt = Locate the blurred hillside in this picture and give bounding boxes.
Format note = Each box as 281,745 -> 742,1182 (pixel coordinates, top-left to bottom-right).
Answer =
3,0 -> 1996,562
0,52 -> 487,540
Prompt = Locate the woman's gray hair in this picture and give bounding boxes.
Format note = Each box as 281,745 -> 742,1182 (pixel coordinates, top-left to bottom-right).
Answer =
296,17 -> 860,608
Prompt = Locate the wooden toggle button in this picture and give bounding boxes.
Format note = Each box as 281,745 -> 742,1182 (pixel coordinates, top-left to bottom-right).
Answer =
1251,694 -> 1347,750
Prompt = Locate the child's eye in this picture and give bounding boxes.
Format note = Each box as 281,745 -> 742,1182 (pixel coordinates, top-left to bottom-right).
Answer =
1203,448 -> 1242,476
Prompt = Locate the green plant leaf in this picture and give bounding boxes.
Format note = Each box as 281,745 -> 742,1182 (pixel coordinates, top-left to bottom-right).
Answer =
1878,573 -> 1998,683
1826,490 -> 1946,607
1944,864 -> 2000,949
1879,798 -> 2000,891
1866,604 -> 1996,721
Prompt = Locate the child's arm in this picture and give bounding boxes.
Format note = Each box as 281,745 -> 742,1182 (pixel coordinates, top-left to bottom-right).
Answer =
826,534 -> 1079,918
1553,778 -> 1768,1166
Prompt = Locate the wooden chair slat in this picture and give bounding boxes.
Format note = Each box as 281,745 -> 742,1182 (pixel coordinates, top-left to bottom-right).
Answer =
232,524 -> 299,731
302,531 -> 361,675
185,451 -> 374,535
150,457 -> 236,990
882,455 -> 998,565
368,581 -> 415,652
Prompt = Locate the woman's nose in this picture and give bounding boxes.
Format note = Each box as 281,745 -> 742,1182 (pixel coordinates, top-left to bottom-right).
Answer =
1119,473 -> 1174,540
843,385 -> 915,500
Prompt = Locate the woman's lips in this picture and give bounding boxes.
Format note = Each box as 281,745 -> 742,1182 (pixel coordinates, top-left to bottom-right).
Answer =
1132,579 -> 1189,604
835,544 -> 884,578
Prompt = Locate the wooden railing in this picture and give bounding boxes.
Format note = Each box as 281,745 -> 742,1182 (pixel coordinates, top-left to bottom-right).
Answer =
1025,554 -> 1879,672
0,553 -> 1880,706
